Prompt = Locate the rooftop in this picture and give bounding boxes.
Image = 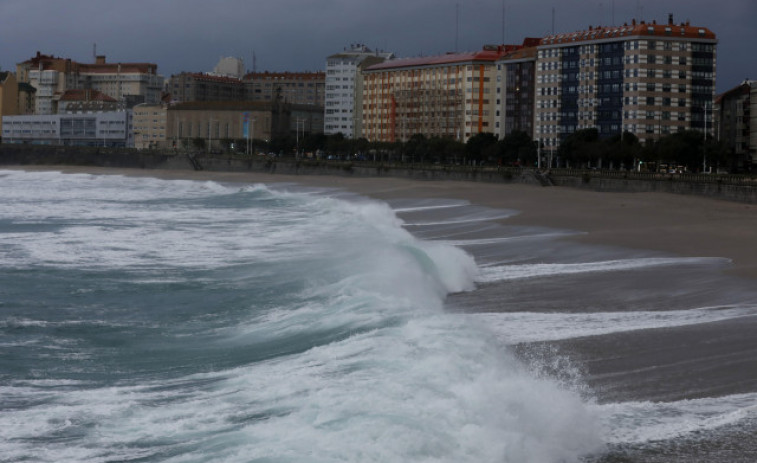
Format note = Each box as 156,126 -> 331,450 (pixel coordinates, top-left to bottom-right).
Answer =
59,89 -> 117,102
539,17 -> 716,46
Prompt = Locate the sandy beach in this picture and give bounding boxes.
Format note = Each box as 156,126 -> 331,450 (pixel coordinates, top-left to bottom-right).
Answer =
5,164 -> 757,461
13,165 -> 757,279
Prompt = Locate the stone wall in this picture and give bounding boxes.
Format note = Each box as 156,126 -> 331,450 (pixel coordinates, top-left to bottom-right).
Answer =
2,144 -> 757,203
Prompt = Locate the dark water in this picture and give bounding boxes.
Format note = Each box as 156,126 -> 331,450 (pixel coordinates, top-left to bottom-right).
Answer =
2,169 -> 756,462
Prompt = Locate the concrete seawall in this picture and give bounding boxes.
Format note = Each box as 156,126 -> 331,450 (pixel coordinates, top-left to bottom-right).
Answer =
2,144 -> 757,203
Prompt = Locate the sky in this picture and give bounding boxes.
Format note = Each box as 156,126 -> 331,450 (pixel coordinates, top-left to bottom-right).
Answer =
1,0 -> 755,93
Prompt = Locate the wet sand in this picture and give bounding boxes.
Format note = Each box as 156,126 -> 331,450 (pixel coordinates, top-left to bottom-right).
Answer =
12,165 -> 757,279
9,165 -> 757,461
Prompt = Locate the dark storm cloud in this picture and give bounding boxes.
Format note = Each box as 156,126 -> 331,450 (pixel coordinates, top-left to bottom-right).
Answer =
1,0 -> 754,92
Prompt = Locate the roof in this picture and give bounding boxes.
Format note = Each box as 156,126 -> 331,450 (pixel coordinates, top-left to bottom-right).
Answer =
170,101 -> 274,111
499,46 -> 538,62
80,63 -> 158,74
365,46 -> 510,72
59,89 -> 117,102
243,71 -> 325,81
539,19 -> 716,46
19,52 -> 158,74
716,81 -> 754,104
364,39 -> 540,72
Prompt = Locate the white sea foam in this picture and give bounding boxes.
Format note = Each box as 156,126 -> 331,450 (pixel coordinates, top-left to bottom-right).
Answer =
0,169 -> 605,462
594,393 -> 757,444
476,257 -> 731,282
473,305 -> 757,344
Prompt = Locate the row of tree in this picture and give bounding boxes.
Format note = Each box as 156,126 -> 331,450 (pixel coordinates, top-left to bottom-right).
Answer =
187,127 -> 744,173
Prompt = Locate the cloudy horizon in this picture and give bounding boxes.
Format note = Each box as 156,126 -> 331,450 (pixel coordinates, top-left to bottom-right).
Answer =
2,0 -> 755,93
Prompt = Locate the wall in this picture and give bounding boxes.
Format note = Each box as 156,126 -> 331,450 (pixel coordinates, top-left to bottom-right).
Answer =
2,144 -> 757,203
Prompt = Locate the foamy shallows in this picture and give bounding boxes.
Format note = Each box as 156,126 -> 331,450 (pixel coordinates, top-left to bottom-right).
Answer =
474,305 -> 757,344
0,170 -> 604,462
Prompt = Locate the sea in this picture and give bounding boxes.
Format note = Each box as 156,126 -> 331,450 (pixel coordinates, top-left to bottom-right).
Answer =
1,168 -> 756,462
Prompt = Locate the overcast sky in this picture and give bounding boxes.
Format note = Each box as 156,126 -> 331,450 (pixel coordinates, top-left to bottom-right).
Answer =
1,0 -> 754,93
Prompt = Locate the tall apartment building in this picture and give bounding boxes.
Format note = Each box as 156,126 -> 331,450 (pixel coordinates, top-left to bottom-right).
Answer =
361,44 -> 531,143
495,45 -> 539,139
534,16 -> 717,151
325,44 -> 393,138
716,80 -> 756,167
16,52 -> 164,114
244,71 -> 325,106
167,72 -> 246,103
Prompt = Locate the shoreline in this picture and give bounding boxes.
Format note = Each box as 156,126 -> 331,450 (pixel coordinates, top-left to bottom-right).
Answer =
8,164 -> 757,280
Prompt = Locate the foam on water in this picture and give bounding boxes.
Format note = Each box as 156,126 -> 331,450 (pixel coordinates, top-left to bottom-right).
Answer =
0,170 -> 604,462
474,305 -> 757,344
594,393 -> 757,444
476,257 -> 732,282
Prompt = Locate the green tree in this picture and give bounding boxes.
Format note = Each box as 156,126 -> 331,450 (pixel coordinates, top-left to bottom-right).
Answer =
499,130 -> 536,166
465,132 -> 498,163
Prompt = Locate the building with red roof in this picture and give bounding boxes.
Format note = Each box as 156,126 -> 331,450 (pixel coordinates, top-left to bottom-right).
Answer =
534,14 -> 717,156
362,42 -> 531,143
16,52 -> 163,115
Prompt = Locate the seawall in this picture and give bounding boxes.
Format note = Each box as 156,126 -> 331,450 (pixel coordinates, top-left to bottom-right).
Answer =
2,144 -> 757,203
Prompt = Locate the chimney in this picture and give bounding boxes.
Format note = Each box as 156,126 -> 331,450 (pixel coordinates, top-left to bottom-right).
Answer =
96,55 -> 106,64
668,13 -> 674,25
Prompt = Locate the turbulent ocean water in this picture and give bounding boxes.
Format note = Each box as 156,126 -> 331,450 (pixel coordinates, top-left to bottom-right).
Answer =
2,169 -> 756,462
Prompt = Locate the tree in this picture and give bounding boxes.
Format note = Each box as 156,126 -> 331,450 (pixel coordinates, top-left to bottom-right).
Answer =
499,130 -> 536,166
465,132 -> 498,163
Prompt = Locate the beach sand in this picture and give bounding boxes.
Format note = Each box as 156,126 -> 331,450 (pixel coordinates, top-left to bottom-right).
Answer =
8,164 -> 757,460
15,164 -> 757,279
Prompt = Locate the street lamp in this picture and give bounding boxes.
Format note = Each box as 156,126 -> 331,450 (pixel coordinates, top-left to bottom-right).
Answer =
703,101 -> 710,173
296,117 -> 306,159
207,118 -> 215,153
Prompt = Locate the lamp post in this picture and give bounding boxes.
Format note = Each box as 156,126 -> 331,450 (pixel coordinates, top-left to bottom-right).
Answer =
208,118 -> 215,153
296,117 -> 305,159
703,101 -> 710,173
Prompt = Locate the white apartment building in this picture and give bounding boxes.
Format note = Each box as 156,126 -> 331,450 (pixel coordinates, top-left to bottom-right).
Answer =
2,111 -> 133,147
325,44 -> 393,138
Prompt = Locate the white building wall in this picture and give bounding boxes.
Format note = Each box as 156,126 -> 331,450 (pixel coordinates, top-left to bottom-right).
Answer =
2,111 -> 132,146
325,45 -> 393,138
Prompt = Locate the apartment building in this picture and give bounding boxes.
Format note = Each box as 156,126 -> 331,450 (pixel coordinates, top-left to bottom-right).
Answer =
16,52 -> 164,114
362,44 -> 529,143
325,44 -> 393,138
716,80 -> 757,168
495,45 -> 538,139
534,15 -> 717,151
244,72 -> 325,107
167,72 -> 246,103
0,72 -> 19,137
212,56 -> 245,79
133,103 -> 168,149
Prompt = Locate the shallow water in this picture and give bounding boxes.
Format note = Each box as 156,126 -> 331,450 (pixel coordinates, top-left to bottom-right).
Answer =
2,169 -> 756,462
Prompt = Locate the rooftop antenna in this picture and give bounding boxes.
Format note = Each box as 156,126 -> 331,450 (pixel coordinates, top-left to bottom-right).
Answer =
612,0 -> 615,26
93,43 -> 96,62
252,49 -> 257,74
455,3 -> 460,52
551,7 -> 555,34
501,0 -> 506,44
